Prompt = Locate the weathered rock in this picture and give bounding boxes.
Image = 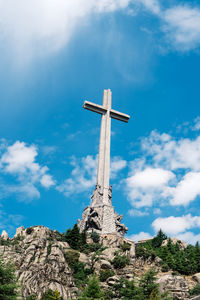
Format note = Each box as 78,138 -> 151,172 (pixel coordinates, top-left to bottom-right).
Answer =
107,275 -> 120,286
193,273 -> 200,284
162,238 -> 187,250
1,230 -> 9,240
157,275 -> 190,300
14,226 -> 25,238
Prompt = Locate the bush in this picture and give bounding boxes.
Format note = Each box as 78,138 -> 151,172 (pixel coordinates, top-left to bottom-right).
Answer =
77,276 -> 104,300
99,270 -> 114,282
90,231 -> 100,244
41,289 -> 63,300
64,250 -> 80,265
26,295 -> 37,300
0,258 -> 18,299
65,224 -> 87,251
112,254 -> 130,269
121,242 -> 131,252
189,283 -> 200,296
64,250 -> 92,287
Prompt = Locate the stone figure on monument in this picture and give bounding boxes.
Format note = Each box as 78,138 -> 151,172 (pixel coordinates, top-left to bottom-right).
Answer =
78,89 -> 130,236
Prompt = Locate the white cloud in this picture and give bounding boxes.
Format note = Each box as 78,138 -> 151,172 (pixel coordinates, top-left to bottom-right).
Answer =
176,231 -> 200,245
167,172 -> 200,206
0,141 -> 54,200
129,231 -> 152,242
127,167 -> 174,188
193,116 -> 200,131
110,157 -> 127,179
142,131 -> 200,171
0,0 -> 131,61
57,155 -> 97,196
136,0 -> 160,15
40,174 -> 55,188
128,209 -> 149,217
153,208 -> 161,215
152,214 -> 200,235
58,155 -> 127,196
126,167 -> 174,208
163,5 -> 200,51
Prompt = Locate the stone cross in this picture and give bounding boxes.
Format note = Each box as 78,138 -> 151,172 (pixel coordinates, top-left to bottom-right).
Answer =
83,89 -> 130,207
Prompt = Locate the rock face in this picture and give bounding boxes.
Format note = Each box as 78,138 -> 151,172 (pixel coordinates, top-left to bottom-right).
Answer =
0,226 -> 77,299
1,230 -> 9,240
78,185 -> 128,236
157,275 -> 190,300
1,225 -> 198,300
162,238 -> 187,250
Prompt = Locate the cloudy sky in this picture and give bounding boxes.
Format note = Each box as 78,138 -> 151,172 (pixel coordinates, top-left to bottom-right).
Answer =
0,0 -> 200,244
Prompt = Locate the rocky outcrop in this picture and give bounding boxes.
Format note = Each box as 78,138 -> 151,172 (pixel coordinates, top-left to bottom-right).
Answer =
0,225 -> 198,300
162,238 -> 187,250
157,275 -> 190,300
1,230 -> 9,240
0,226 -> 77,299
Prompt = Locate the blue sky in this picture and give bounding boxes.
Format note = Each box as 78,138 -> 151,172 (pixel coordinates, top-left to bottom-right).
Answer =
1,0 -> 200,244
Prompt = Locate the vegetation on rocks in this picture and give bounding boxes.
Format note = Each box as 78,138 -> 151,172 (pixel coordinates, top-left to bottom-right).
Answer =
136,229 -> 200,275
0,257 -> 18,300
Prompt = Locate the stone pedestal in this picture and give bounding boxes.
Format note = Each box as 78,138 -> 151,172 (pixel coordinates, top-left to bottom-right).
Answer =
78,185 -> 128,236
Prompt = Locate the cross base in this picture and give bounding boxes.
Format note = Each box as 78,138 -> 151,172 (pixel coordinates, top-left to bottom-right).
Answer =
78,186 -> 128,236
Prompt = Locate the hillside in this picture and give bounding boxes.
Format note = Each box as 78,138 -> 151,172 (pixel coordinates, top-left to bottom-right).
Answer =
0,225 -> 200,299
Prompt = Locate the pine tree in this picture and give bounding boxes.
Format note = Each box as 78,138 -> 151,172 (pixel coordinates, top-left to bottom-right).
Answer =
0,258 -> 18,300
77,276 -> 104,300
139,269 -> 159,300
41,289 -> 63,300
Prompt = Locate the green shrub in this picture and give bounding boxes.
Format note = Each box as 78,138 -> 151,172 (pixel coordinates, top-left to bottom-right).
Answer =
0,258 -> 18,299
112,254 -> 130,269
26,295 -> 37,300
41,289 -> 63,300
90,231 -> 100,243
65,250 -> 92,287
77,276 -> 104,300
65,224 -> 87,251
64,250 -> 80,265
189,283 -> 200,296
121,242 -> 131,252
99,269 -> 114,282
47,243 -> 52,256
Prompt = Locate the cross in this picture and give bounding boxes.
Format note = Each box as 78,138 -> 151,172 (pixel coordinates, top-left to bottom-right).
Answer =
83,89 -> 130,206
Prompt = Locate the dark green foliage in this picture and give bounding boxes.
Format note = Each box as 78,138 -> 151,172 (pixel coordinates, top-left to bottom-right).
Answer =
41,289 -> 63,300
112,253 -> 130,269
151,230 -> 167,248
139,269 -> 159,299
77,276 -> 104,300
0,258 -> 18,300
189,283 -> 200,296
121,242 -> 131,252
64,250 -> 92,287
26,227 -> 34,235
136,230 -> 200,275
135,244 -> 155,260
26,295 -> 37,300
47,243 -> 52,256
99,270 -> 114,282
0,239 -> 11,246
90,231 -> 100,243
113,277 -> 142,300
65,224 -> 87,251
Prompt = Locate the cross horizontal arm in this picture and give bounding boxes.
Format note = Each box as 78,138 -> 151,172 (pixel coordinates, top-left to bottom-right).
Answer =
110,109 -> 130,123
83,101 -> 107,115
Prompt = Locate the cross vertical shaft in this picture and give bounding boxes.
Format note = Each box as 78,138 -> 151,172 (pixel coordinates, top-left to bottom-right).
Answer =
97,90 -> 111,205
